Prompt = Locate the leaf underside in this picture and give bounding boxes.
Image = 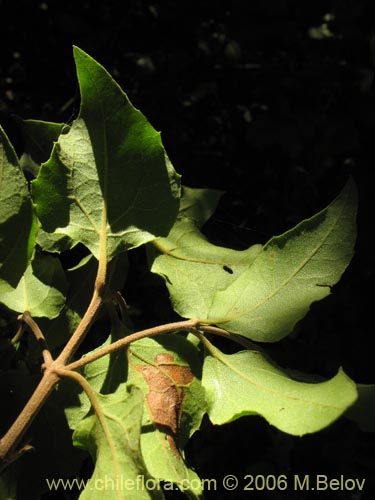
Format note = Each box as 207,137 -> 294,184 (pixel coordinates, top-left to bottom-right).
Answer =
202,347 -> 358,436
65,325 -> 204,499
0,45 -> 365,500
32,46 -> 180,260
0,125 -> 38,292
127,336 -> 205,499
74,384 -> 163,500
152,179 -> 357,342
0,253 -> 67,318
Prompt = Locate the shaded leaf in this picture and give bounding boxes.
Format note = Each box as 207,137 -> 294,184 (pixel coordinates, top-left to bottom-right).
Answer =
74,384 -> 163,500
202,346 -> 357,436
0,469 -> 16,500
0,124 -> 38,292
65,321 -> 130,430
36,228 -> 73,253
0,253 -> 67,318
32,47 -> 180,260
345,384 -> 375,432
15,117 -> 67,176
65,328 -> 205,500
36,252 -> 128,357
128,335 -> 205,499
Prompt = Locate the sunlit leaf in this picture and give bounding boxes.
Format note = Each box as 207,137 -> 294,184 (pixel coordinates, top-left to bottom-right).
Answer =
150,187 -> 262,319
32,47 -> 180,260
202,345 -> 357,436
152,181 -> 357,342
207,178 -> 357,340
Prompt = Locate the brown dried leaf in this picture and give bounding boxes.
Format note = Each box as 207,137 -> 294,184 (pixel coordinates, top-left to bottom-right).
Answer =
136,353 -> 194,457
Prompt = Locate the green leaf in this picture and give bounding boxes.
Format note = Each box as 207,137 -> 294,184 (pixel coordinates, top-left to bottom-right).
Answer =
63,321 -> 129,436
32,47 -> 180,260
150,187 -> 262,320
127,335 -> 205,499
36,227 -> 73,253
65,327 -> 205,499
15,117 -> 67,177
0,253 -> 67,318
35,252 -> 128,356
208,178 -> 357,341
202,346 -> 358,436
179,185 -> 224,224
0,124 -> 38,292
74,384 -> 163,500
0,469 -> 16,500
23,119 -> 74,254
151,181 -> 357,342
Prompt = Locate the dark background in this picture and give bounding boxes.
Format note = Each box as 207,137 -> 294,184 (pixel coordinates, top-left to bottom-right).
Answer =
1,0 -> 374,499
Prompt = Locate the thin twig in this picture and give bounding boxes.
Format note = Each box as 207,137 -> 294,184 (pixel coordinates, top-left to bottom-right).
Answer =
198,324 -> 261,351
18,312 -> 53,366
64,318 -> 200,372
10,323 -> 25,345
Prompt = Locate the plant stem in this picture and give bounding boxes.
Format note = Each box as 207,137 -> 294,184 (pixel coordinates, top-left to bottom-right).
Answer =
65,318 -> 200,372
55,368 -> 105,424
199,325 -> 261,351
0,367 -> 60,465
0,310 -> 199,466
0,280 -> 104,465
18,311 -> 53,366
54,288 -> 103,366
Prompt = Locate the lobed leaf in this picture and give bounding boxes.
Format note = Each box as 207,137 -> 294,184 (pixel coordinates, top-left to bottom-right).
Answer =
0,125 -> 38,292
202,346 -> 358,436
0,253 -> 67,318
16,117 -> 67,177
208,178 -> 357,340
152,180 -> 357,342
64,328 -> 204,499
32,47 -> 180,260
74,384 -> 163,500
150,187 -> 262,320
127,335 -> 205,499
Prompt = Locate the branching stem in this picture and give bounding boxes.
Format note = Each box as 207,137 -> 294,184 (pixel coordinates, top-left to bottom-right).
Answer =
65,318 -> 200,371
0,279 -> 199,466
0,253 -> 106,464
0,365 -> 61,465
0,220 -> 254,468
55,368 -> 104,423
54,288 -> 104,366
18,311 -> 53,366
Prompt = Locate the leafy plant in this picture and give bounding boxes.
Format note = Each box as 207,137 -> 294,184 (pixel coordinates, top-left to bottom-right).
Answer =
0,47 -> 371,499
